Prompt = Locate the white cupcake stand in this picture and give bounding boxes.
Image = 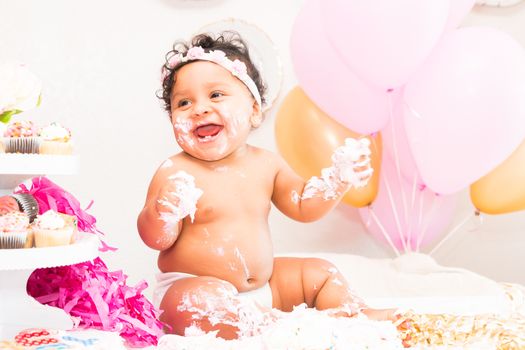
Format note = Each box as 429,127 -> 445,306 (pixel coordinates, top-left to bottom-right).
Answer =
0,154 -> 99,339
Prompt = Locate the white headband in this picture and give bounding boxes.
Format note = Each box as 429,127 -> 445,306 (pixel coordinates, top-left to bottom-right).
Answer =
164,46 -> 262,108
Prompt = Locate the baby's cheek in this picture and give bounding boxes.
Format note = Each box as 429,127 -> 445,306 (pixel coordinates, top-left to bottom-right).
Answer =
219,107 -> 251,138
172,117 -> 194,148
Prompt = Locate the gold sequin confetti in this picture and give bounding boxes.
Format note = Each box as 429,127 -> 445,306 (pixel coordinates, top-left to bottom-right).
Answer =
396,311 -> 525,349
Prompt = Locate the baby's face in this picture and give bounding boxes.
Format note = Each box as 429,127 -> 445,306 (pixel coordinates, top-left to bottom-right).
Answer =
169,61 -> 260,161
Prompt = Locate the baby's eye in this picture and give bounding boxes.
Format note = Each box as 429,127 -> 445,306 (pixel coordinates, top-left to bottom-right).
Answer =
210,91 -> 224,99
178,99 -> 191,107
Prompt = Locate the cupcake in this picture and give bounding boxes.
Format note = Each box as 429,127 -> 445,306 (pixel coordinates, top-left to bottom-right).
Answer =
3,120 -> 41,154
0,122 -> 6,153
0,211 -> 31,249
38,122 -> 73,155
32,210 -> 75,247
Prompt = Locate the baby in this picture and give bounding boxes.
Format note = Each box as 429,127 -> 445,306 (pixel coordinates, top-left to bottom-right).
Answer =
137,32 -> 397,339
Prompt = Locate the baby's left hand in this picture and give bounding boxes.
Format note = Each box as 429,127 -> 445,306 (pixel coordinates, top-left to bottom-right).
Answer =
331,138 -> 373,188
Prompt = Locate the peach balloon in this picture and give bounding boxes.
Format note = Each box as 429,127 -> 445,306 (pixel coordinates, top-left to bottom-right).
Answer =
470,139 -> 525,214
275,86 -> 382,207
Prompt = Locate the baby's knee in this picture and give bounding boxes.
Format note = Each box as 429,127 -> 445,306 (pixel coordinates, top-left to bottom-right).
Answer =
159,276 -> 239,336
303,257 -> 341,277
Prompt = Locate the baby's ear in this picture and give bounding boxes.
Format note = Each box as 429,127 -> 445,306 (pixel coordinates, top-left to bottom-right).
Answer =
250,101 -> 263,128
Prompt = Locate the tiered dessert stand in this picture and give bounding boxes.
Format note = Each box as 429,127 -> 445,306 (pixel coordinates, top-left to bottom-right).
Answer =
0,154 -> 99,339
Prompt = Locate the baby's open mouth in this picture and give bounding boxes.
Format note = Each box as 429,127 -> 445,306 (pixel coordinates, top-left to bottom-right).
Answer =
194,124 -> 224,141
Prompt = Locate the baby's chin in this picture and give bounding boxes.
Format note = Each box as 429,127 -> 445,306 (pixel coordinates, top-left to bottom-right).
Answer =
182,146 -> 233,162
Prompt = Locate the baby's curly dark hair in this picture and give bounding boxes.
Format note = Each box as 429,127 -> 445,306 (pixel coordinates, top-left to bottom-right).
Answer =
158,31 -> 267,116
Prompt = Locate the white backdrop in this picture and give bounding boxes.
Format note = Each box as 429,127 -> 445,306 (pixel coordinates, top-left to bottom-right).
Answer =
1,0 -> 524,295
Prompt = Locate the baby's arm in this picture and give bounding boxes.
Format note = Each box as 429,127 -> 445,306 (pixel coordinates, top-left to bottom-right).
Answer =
272,138 -> 373,222
137,164 -> 202,251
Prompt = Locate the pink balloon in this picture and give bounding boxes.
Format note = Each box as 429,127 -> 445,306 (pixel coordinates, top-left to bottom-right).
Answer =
358,156 -> 457,252
445,0 -> 475,31
381,91 -> 424,187
404,27 -> 525,194
290,0 -> 391,134
320,0 -> 450,90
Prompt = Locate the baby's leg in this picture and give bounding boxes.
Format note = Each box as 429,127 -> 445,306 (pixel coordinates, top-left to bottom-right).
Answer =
159,276 -> 263,339
270,257 -> 395,320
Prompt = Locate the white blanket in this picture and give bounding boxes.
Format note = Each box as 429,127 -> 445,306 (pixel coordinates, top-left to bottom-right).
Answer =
152,253 -> 523,350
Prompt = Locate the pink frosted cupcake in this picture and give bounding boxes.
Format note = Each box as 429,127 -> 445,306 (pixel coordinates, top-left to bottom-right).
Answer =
0,211 -> 31,249
32,210 -> 75,247
3,120 -> 41,154
38,122 -> 73,155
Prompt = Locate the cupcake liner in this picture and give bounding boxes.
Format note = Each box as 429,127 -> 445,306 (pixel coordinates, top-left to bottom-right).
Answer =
39,140 -> 73,155
0,231 -> 28,249
11,193 -> 39,223
33,226 -> 74,247
3,137 -> 41,154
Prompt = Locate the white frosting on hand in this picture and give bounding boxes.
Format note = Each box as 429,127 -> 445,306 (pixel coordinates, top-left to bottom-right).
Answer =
302,167 -> 341,201
331,138 -> 373,188
157,171 -> 203,230
301,138 -> 373,201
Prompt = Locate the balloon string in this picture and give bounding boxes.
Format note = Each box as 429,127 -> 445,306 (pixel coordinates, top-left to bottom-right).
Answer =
369,207 -> 401,257
416,192 -> 442,251
429,212 -> 475,256
389,94 -> 410,242
383,174 -> 409,254
415,186 -> 425,252
406,173 -> 418,251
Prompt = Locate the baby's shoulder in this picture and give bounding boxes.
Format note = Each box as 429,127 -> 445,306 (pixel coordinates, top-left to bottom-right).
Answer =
246,145 -> 287,173
154,153 -> 193,178
249,145 -> 288,163
247,144 -> 277,159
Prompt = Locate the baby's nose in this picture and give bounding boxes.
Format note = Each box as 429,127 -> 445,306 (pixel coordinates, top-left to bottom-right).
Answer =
193,103 -> 211,116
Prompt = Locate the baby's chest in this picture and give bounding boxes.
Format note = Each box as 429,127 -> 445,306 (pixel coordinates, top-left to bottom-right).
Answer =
194,170 -> 273,217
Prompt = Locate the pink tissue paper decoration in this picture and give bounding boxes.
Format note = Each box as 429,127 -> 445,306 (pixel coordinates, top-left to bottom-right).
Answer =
14,176 -> 116,252
27,258 -> 164,347
13,176 -> 164,346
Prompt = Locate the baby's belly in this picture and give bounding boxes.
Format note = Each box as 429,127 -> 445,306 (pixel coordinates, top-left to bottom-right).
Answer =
158,223 -> 274,292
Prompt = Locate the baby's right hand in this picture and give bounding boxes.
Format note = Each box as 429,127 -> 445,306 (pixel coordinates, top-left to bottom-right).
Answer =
155,171 -> 203,224
332,138 -> 373,188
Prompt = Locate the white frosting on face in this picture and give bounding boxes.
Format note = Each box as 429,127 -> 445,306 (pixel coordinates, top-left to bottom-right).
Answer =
157,171 -> 203,232
301,138 -> 373,201
173,118 -> 194,147
171,101 -> 252,161
221,108 -> 248,139
33,210 -> 66,230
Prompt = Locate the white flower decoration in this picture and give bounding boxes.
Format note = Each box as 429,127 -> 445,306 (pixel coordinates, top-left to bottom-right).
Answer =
0,62 -> 42,123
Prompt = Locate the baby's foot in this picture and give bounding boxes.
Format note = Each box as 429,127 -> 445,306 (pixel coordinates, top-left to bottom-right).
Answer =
362,308 -> 414,348
361,308 -> 397,321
